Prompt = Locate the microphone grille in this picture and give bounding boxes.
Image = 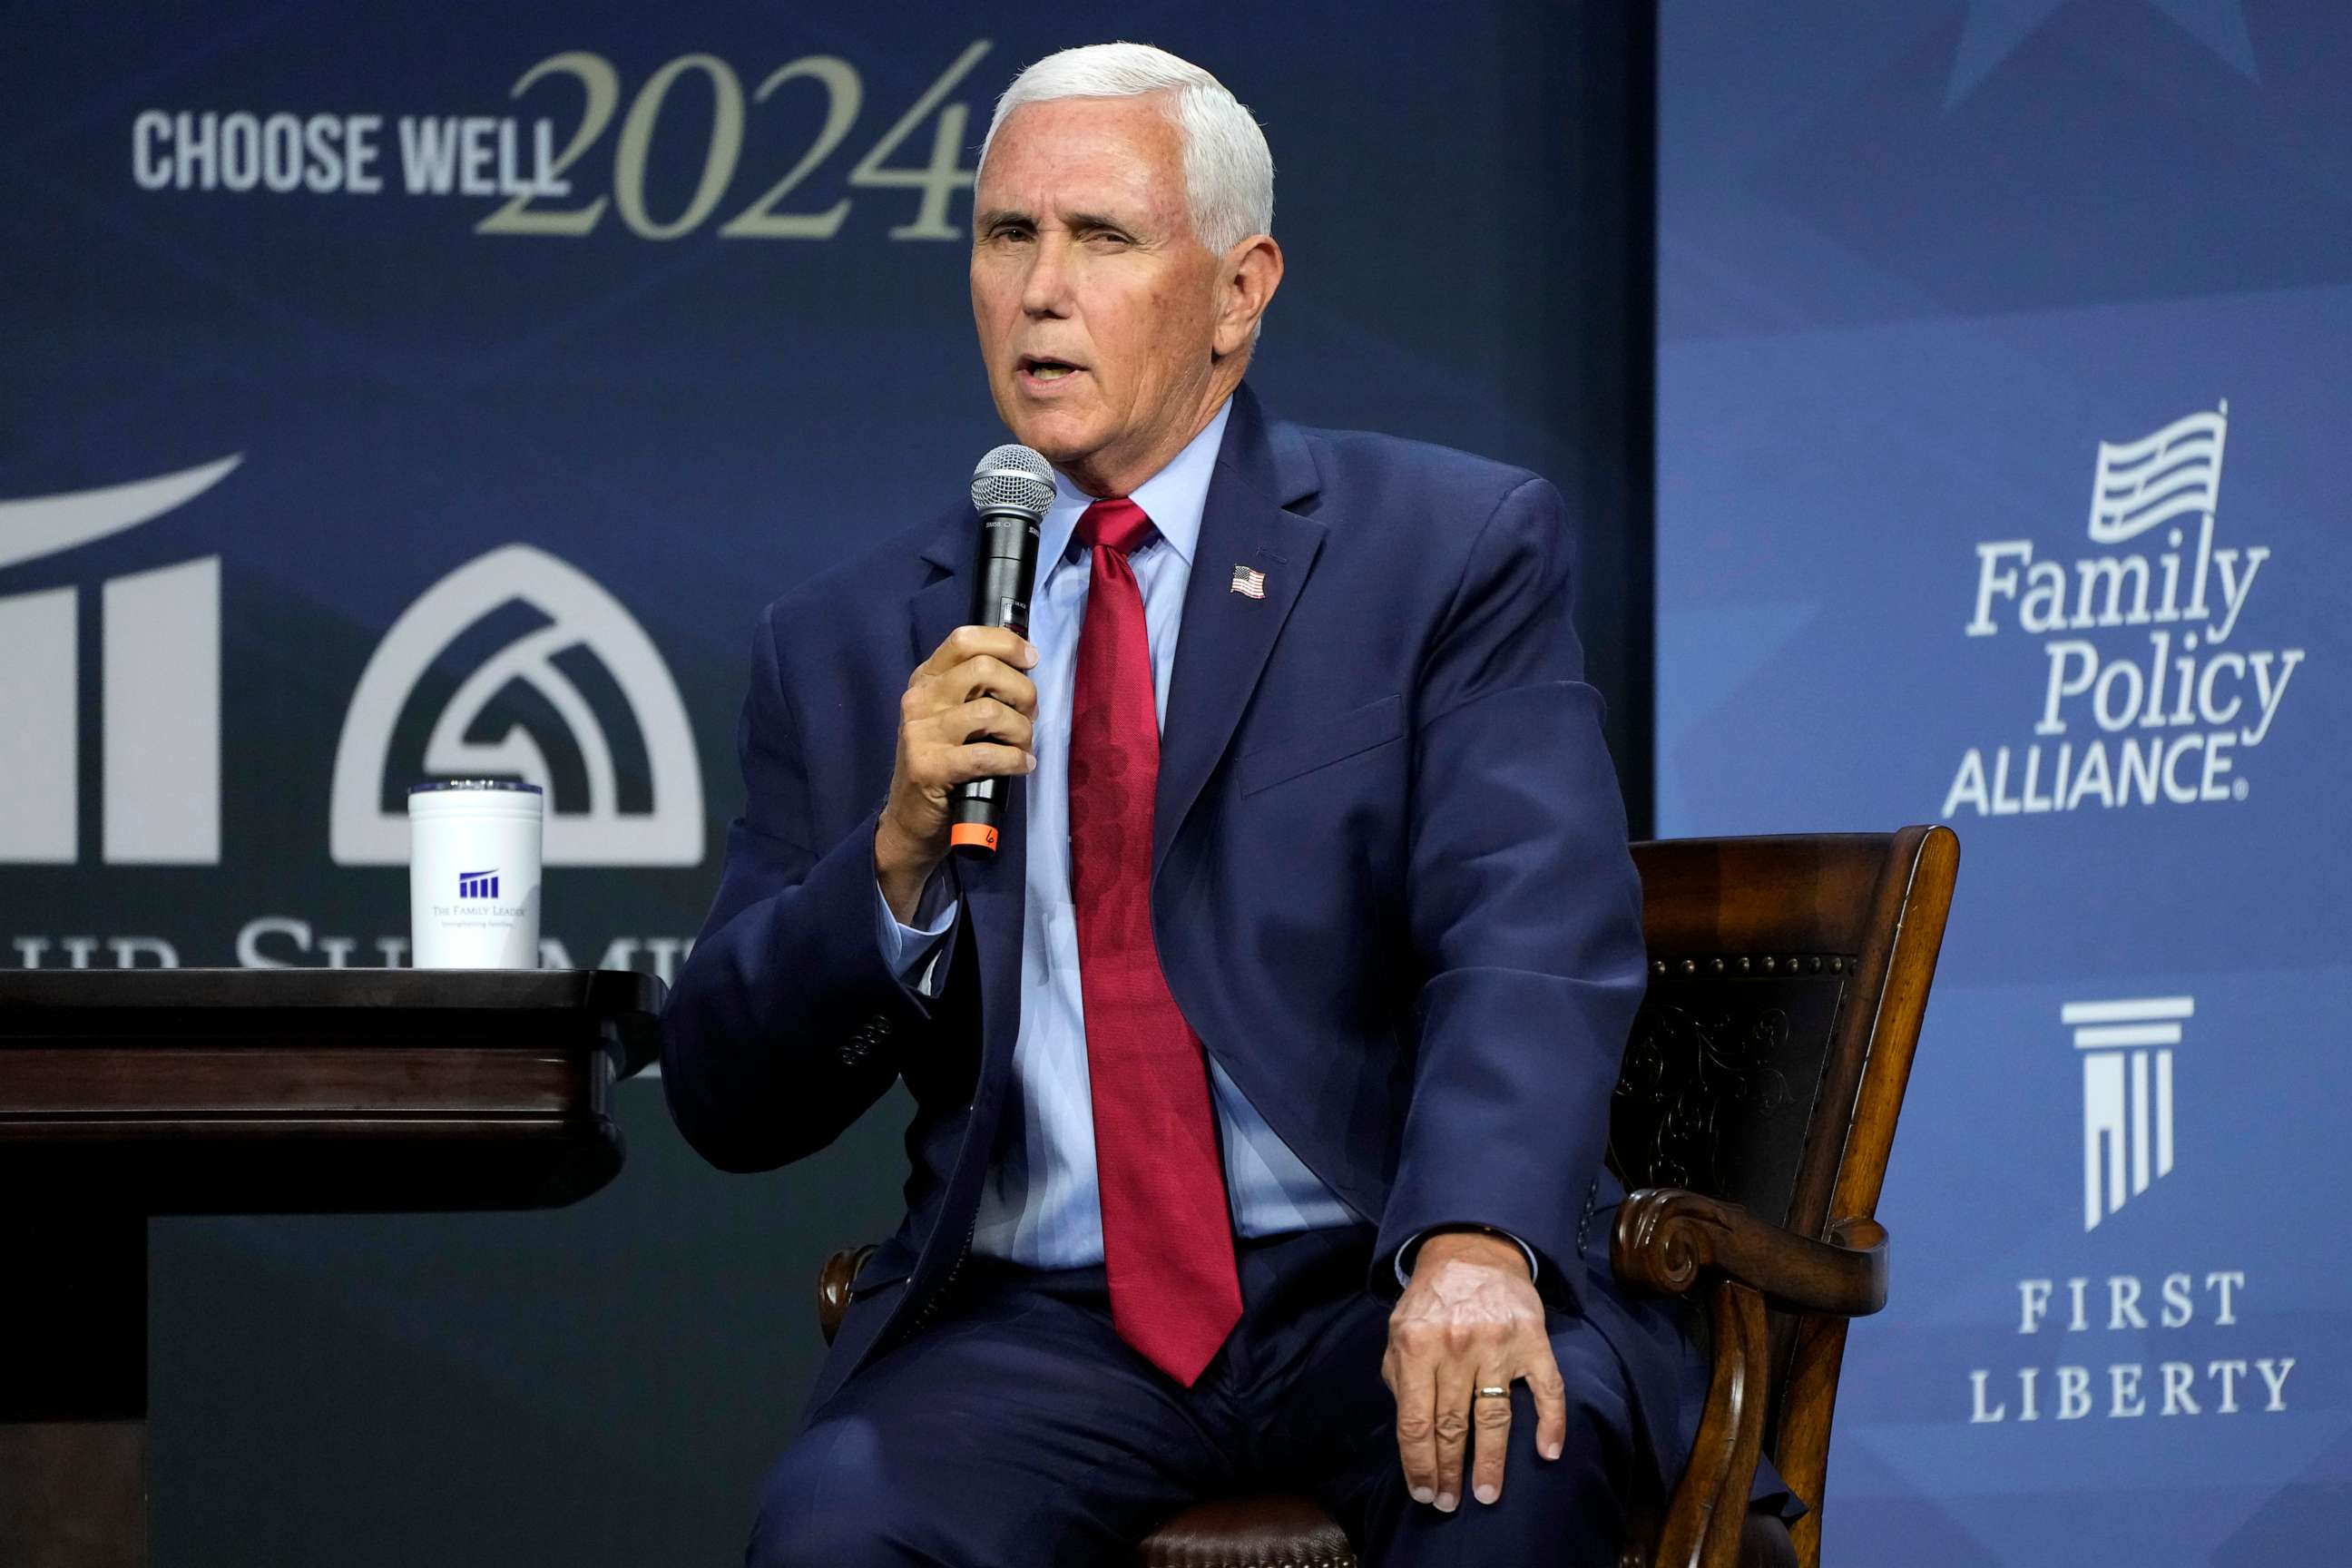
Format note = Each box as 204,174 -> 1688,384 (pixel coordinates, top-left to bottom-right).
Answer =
970,444 -> 1057,518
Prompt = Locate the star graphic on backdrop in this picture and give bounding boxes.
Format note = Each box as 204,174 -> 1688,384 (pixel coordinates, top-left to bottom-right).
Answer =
1945,0 -> 2259,107
1654,602 -> 1818,834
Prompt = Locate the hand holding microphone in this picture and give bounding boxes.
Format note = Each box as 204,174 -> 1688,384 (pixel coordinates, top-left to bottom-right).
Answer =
874,445 -> 1054,922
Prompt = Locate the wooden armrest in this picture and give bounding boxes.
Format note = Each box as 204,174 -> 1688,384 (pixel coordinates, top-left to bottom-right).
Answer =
1612,1188 -> 1888,1318
818,1244 -> 877,1346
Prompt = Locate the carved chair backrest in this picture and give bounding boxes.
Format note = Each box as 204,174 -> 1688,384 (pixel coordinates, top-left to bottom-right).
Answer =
1607,828 -> 1958,1518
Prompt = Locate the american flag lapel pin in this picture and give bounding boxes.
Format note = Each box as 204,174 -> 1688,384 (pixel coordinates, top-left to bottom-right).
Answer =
1229,562 -> 1267,599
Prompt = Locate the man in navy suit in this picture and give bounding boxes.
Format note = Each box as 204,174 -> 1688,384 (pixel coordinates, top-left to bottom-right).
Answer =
663,41 -> 1752,1565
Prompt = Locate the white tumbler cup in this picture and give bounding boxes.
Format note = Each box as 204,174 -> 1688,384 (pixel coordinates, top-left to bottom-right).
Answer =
407,780 -> 544,968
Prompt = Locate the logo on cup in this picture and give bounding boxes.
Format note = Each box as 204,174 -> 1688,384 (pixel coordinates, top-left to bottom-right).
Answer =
456,868 -> 500,901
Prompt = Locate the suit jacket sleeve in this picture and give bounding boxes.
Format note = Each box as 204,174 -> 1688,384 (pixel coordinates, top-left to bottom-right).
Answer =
1371,475 -> 1646,1310
660,603 -> 961,1171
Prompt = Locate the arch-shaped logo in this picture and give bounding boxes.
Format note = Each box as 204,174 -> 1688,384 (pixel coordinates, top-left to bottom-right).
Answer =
330,544 -> 703,867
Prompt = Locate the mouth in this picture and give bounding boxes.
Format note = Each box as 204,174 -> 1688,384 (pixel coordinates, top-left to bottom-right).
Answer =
1017,354 -> 1087,389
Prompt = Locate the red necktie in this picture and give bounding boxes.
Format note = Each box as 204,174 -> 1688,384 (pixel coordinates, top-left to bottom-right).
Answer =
1068,496 -> 1242,1387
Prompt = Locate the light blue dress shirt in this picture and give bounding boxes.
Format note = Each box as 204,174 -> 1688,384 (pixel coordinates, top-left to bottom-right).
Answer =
874,397 -> 1360,1268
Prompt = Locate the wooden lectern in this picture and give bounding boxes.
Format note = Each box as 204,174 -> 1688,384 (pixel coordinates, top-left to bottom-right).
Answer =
0,967 -> 663,1568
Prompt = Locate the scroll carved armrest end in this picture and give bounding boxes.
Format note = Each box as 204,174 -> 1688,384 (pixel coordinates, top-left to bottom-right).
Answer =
1612,1188 -> 1889,1318
1612,1187 -> 1730,1298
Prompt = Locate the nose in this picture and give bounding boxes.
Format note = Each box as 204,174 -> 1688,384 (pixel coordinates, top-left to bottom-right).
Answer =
1020,230 -> 1073,319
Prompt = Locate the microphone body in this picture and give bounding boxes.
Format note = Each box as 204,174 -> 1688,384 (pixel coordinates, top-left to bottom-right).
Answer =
948,446 -> 1054,855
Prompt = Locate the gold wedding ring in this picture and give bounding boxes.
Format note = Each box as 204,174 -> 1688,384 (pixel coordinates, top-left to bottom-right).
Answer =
1474,1385 -> 1510,1399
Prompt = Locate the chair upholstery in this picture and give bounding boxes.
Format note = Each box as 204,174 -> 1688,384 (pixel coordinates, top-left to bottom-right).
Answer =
1136,1496 -> 1356,1568
818,828 -> 1959,1568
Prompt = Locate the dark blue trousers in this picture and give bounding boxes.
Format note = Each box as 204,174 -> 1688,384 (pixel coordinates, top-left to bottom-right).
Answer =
748,1223 -> 1647,1566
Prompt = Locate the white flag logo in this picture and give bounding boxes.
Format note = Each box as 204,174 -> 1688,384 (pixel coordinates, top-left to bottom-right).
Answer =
2087,406 -> 2227,544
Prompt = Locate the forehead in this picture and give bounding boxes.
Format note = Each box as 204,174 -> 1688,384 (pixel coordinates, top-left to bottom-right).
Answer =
977,95 -> 1188,224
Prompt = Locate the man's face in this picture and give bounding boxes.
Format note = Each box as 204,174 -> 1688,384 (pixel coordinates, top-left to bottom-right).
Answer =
971,95 -> 1225,493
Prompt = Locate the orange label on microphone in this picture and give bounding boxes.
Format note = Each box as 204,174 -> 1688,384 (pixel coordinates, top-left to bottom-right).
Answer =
950,823 -> 999,852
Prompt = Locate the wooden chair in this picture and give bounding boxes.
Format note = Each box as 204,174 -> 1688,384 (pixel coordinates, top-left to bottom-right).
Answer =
817,827 -> 1960,1568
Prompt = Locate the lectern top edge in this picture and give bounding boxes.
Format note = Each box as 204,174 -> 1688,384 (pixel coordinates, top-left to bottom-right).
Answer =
0,966 -> 663,1016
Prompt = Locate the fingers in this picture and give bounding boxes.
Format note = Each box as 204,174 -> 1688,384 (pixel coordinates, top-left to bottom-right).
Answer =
916,623 -> 1034,675
948,653 -> 1040,717
903,656 -> 1036,724
899,629 -> 1040,790
897,694 -> 1035,786
1388,1335 -> 1440,1508
879,627 -> 1040,868
1526,1345 -> 1569,1465
916,626 -> 1037,701
901,634 -> 1037,787
1429,1357 -> 1475,1514
1468,1365 -> 1514,1507
928,695 -> 1035,754
1390,1316 -> 1478,1514
936,740 -> 1034,788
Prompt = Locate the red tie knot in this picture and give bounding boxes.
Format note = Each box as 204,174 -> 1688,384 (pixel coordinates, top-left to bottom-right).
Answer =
1075,497 -> 1154,556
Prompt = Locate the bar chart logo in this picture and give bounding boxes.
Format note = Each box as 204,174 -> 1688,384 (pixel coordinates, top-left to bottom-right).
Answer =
2067,995 -> 2190,1230
330,544 -> 703,867
456,868 -> 499,900
0,456 -> 241,865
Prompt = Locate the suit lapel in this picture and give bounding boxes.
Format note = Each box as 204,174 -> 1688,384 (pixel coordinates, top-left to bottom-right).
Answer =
1152,385 -> 1326,877
911,515 -> 968,668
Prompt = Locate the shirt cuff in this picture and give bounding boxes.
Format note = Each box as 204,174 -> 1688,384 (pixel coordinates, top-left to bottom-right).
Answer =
1393,1226 -> 1541,1289
874,868 -> 958,993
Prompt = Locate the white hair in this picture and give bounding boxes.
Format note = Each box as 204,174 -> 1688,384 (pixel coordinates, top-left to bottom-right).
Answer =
978,42 -> 1274,255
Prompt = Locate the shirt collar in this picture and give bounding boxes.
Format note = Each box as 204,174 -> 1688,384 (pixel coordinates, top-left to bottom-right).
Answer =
1037,396 -> 1234,575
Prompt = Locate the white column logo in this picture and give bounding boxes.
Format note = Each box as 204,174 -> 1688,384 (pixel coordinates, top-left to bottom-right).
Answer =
2066,995 -> 2190,1230
0,456 -> 240,865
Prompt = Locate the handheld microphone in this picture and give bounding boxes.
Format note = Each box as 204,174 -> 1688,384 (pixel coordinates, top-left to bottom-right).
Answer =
948,443 -> 1054,856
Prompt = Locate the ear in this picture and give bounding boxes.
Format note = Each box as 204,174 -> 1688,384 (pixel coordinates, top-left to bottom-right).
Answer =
1210,234 -> 1284,360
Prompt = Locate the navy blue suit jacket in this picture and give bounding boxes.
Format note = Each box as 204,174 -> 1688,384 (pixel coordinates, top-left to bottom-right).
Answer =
662,385 -> 1661,1424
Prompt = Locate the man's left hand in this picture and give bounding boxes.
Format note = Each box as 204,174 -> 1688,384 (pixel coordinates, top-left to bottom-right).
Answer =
1383,1230 -> 1565,1513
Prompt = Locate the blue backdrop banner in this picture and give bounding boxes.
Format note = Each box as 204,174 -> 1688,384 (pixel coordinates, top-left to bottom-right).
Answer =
0,8 -> 1648,1563
1,3 -> 1644,975
1660,3 -> 2347,1562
